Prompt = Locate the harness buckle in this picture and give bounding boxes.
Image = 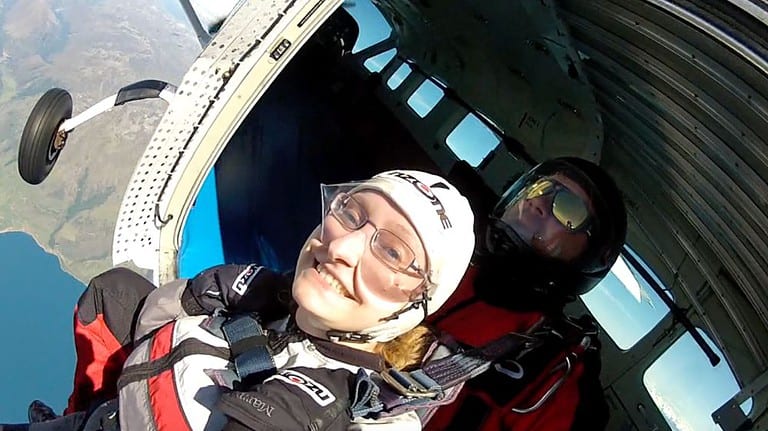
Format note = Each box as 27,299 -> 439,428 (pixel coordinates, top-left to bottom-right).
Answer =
380,368 -> 439,398
326,330 -> 373,343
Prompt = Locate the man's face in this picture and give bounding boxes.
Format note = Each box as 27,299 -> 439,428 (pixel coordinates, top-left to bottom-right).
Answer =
500,173 -> 593,263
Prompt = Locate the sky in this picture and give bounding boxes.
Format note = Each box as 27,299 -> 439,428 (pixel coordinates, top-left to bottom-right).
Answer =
582,255 -> 752,430
0,0 -> 754,429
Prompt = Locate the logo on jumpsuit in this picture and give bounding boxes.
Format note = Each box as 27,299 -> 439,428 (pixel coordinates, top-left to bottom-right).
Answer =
388,171 -> 452,229
267,370 -> 337,406
231,264 -> 262,295
236,392 -> 275,417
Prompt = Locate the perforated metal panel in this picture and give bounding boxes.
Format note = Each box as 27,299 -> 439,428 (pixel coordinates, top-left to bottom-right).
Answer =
113,0 -> 343,279
112,0 -> 302,273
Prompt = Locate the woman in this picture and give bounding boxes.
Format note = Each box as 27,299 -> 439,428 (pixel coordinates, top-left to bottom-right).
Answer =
7,169 -> 474,431
211,170 -> 475,430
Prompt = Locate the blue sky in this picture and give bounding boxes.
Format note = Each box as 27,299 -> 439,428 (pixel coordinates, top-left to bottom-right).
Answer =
582,257 -> 751,430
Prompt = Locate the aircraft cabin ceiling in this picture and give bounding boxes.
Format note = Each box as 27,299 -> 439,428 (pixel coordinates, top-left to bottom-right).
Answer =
373,0 -> 768,397
555,0 -> 768,383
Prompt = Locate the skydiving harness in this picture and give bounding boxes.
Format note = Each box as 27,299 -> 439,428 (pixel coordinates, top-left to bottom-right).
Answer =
365,314 -> 599,418
200,313 -> 278,389
190,311 -> 599,419
114,313 -> 278,399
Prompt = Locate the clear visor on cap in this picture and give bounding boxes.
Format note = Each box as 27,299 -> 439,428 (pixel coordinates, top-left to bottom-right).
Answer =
319,183 -> 431,305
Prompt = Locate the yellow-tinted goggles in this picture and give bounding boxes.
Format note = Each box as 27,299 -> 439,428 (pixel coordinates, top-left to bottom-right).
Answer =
524,179 -> 591,233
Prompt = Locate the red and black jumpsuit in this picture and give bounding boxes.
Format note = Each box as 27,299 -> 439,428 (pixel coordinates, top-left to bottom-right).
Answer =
425,265 -> 609,431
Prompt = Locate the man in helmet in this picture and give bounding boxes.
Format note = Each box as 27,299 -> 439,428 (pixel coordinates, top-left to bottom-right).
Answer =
424,156 -> 627,431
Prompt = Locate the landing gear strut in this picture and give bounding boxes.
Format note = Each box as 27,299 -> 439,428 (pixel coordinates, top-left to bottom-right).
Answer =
17,80 -> 177,185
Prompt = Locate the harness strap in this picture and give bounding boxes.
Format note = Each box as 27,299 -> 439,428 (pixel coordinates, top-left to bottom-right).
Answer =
117,338 -> 230,389
366,328 -> 545,418
220,314 -> 277,386
423,330 -> 545,388
348,322 -> 546,418
355,316 -> 601,419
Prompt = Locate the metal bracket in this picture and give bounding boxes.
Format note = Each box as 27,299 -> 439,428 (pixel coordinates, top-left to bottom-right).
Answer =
711,368 -> 768,430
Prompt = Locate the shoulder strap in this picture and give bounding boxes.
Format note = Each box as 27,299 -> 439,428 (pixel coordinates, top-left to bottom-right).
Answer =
456,313 -> 598,416
200,313 -> 278,389
117,338 -> 230,390
350,317 -> 550,418
357,314 -> 600,419
221,313 -> 277,387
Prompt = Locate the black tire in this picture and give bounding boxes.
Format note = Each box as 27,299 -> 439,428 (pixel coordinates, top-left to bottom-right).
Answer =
18,88 -> 73,185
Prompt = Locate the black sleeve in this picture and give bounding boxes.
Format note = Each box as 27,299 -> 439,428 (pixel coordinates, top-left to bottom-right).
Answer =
181,264 -> 292,321
217,367 -> 355,431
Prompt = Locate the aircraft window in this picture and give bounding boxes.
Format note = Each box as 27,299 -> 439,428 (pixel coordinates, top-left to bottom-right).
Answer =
343,0 -> 392,54
643,329 -> 753,430
363,48 -> 397,73
407,80 -> 444,118
445,114 -> 500,167
387,63 -> 412,90
580,247 -> 673,349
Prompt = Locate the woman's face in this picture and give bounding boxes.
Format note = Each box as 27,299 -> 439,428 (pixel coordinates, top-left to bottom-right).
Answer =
292,190 -> 428,337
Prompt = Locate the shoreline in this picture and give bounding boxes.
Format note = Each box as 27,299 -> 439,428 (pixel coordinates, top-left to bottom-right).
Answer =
0,227 -> 89,285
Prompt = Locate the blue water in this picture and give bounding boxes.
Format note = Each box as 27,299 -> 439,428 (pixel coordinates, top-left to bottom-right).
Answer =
0,232 -> 84,423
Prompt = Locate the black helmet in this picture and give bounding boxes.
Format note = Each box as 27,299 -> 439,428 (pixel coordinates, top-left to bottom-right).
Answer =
475,157 -> 627,308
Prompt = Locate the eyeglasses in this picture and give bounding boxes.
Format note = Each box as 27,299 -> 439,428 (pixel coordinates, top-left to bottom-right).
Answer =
523,179 -> 591,234
326,192 -> 430,302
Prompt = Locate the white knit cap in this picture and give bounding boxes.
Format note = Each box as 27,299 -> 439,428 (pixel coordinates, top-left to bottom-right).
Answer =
348,170 -> 475,342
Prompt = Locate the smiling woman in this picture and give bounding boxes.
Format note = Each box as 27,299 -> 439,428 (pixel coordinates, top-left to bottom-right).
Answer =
0,170 -> 475,431
0,232 -> 84,423
118,169 -> 476,431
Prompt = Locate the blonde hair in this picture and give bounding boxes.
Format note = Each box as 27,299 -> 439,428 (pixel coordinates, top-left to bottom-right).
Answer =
374,325 -> 436,370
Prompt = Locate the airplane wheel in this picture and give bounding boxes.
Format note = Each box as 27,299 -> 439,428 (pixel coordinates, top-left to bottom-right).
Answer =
18,88 -> 73,185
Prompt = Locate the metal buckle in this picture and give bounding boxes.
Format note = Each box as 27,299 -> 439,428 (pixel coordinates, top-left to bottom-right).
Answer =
326,330 -> 373,343
380,368 -> 438,398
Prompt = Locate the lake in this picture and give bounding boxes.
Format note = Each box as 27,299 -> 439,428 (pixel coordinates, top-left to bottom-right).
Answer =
0,231 -> 84,423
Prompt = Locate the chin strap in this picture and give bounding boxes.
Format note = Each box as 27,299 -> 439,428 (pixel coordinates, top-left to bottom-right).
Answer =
484,217 -> 530,256
325,291 -> 431,343
380,291 -> 430,322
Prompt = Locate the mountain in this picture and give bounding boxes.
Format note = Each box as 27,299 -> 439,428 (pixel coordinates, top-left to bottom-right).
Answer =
0,0 -> 199,283
3,0 -> 60,41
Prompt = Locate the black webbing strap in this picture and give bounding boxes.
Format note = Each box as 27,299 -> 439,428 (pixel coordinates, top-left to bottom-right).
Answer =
356,318 -> 549,418
423,330 -> 544,387
117,338 -> 230,389
221,314 -> 276,385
